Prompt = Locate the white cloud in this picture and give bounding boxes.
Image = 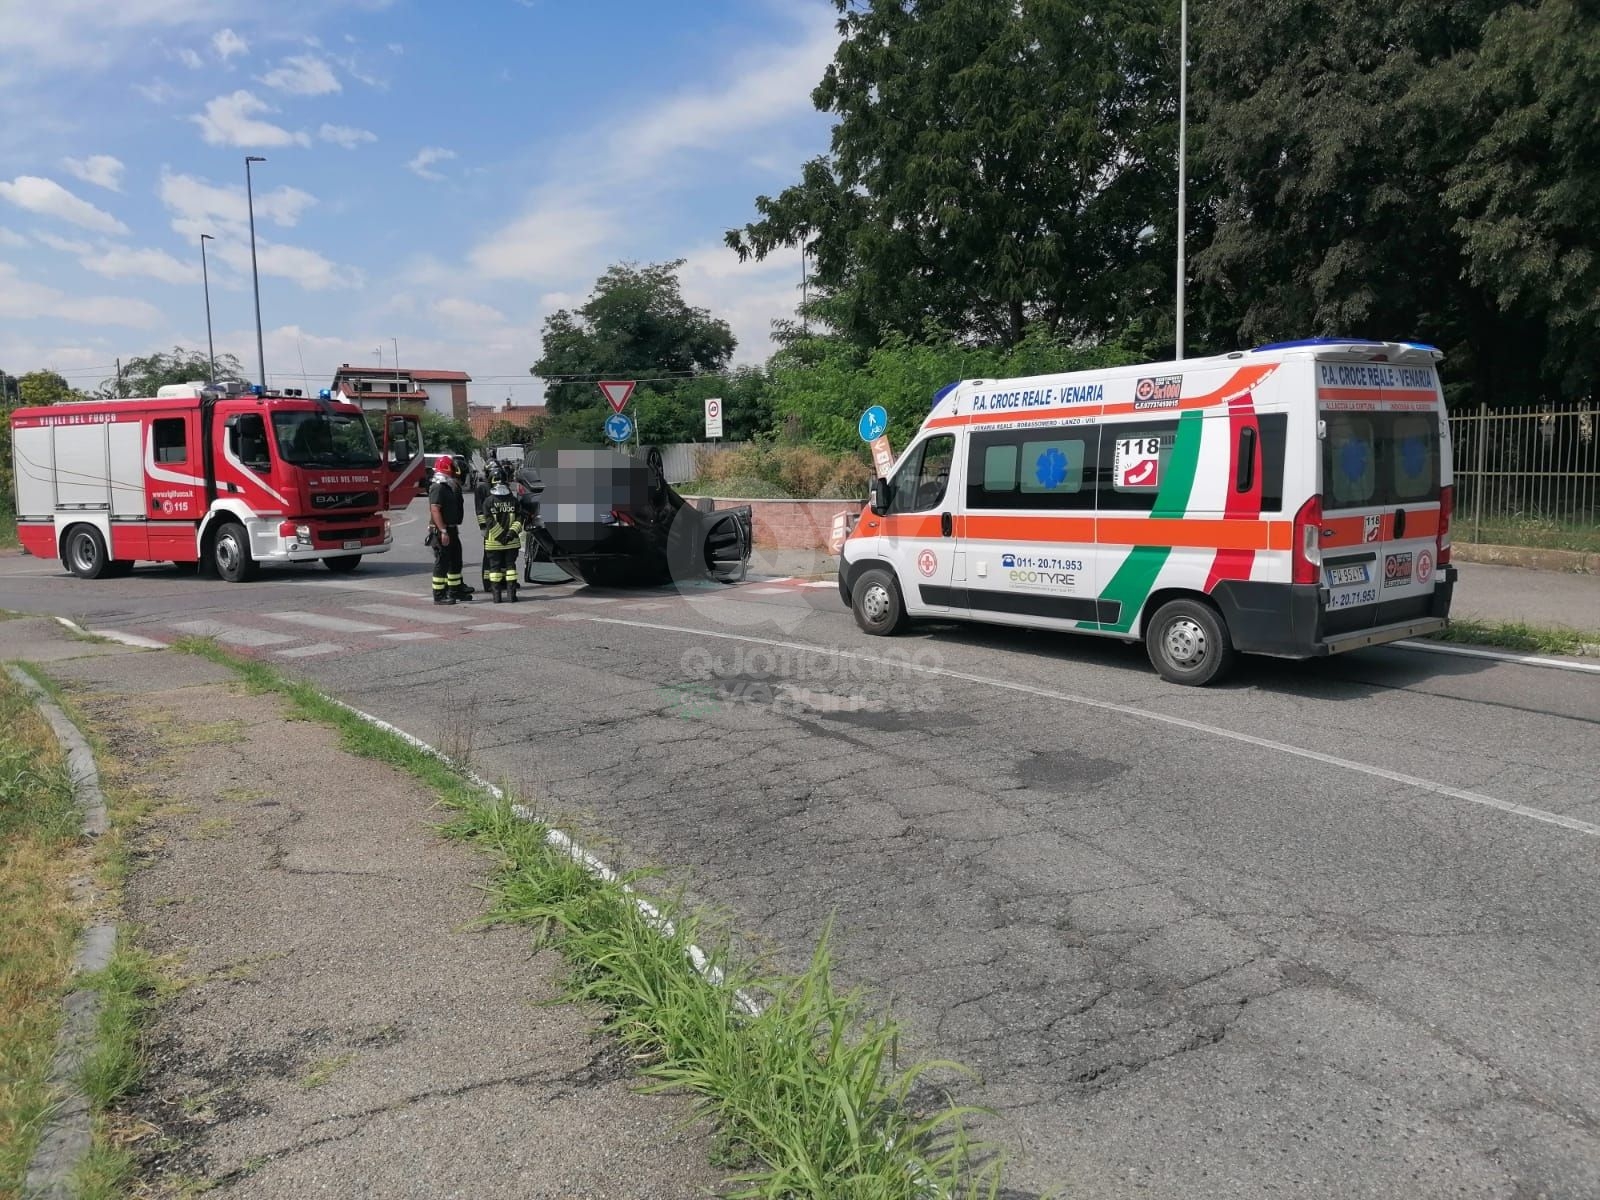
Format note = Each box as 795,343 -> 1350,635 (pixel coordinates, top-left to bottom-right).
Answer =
677,243 -> 804,362
212,28 -> 247,61
79,245 -> 200,285
319,123 -> 376,149
177,46 -> 203,69
213,236 -> 346,291
61,154 -> 124,191
0,176 -> 128,234
33,231 -> 93,254
135,80 -> 180,104
192,90 -> 310,148
260,55 -> 339,96
468,201 -> 615,283
0,262 -> 163,328
387,43 -> 404,55
433,297 -> 507,327
159,171 -> 317,242
0,228 -> 27,248
406,146 -> 456,181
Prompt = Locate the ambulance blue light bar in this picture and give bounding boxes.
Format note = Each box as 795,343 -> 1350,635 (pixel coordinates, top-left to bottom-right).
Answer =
931,381 -> 960,408
1252,337 -> 1442,355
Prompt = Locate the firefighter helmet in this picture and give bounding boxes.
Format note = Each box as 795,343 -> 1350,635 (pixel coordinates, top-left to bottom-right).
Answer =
434,455 -> 456,475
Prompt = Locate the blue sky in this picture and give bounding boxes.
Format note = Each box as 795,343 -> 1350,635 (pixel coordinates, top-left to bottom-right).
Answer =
0,0 -> 837,404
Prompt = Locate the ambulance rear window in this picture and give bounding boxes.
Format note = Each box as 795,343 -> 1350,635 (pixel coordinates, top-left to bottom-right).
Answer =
1321,412 -> 1439,510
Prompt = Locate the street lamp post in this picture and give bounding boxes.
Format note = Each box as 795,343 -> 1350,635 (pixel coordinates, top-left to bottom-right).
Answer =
200,234 -> 217,385
245,155 -> 268,390
1175,0 -> 1188,361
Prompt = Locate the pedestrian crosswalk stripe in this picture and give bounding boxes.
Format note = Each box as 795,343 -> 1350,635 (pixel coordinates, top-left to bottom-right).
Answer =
264,611 -> 392,634
352,603 -> 475,625
171,620 -> 298,647
466,622 -> 520,632
275,642 -> 342,658
379,631 -> 439,641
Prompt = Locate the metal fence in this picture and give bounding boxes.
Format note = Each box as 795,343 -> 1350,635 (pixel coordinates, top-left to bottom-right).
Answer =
1448,402 -> 1600,542
657,441 -> 750,485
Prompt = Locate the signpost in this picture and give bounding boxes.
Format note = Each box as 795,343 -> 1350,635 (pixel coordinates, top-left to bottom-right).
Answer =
704,396 -> 723,440
869,435 -> 895,479
598,380 -> 638,450
604,412 -> 633,443
858,405 -> 888,442
828,510 -> 851,556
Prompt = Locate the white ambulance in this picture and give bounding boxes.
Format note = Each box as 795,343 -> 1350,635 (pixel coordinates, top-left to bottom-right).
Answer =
838,339 -> 1457,685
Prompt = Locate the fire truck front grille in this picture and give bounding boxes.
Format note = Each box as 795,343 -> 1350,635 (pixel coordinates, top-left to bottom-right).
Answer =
311,490 -> 381,511
320,525 -> 382,541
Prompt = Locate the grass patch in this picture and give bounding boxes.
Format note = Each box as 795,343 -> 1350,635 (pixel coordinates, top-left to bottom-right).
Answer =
1433,618 -> 1598,655
174,637 -> 1006,1199
299,1053 -> 357,1090
0,668 -> 82,1197
1458,516 -> 1600,554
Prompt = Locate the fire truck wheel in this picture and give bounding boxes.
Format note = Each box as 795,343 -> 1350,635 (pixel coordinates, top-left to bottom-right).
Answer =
212,522 -> 258,583
324,555 -> 362,573
63,525 -> 110,580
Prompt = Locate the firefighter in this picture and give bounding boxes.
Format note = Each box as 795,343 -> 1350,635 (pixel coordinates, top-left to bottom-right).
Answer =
427,455 -> 472,604
479,461 -> 523,602
474,454 -> 494,591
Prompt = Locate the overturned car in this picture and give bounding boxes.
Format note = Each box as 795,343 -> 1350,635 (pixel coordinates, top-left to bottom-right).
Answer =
514,447 -> 752,588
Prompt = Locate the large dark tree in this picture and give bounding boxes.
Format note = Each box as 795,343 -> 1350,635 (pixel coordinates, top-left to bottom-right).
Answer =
100,347 -> 247,398
728,0 -> 1176,350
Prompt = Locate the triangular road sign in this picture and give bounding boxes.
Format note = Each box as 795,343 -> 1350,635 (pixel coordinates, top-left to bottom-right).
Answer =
598,380 -> 636,413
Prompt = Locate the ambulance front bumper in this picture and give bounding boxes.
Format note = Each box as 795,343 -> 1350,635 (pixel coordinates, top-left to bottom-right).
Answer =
1213,566 -> 1457,659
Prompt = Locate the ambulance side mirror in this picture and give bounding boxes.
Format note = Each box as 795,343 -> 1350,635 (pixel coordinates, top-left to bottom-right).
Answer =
869,477 -> 890,516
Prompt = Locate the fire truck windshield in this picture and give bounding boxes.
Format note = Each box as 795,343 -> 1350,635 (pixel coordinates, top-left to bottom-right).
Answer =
272,411 -> 382,468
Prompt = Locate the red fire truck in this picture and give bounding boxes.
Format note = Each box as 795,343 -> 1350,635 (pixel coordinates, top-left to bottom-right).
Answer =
9,381 -> 427,581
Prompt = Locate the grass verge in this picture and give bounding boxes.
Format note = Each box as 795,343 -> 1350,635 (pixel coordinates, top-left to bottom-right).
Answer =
0,668 -> 82,1197
174,637 -> 1005,1199
1458,518 -> 1600,555
1432,618 -> 1598,656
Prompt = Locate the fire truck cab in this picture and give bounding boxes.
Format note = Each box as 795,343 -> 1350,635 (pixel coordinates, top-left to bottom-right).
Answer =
9,381 -> 428,582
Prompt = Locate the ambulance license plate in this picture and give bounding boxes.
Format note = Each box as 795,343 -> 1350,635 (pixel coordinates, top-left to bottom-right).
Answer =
1329,564 -> 1369,586
343,539 -> 361,550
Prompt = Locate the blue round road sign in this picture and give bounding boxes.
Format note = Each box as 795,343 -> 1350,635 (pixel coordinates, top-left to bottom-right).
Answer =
858,405 -> 889,442
605,412 -> 633,443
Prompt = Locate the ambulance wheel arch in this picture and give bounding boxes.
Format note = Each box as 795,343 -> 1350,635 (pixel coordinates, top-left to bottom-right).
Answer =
851,565 -> 911,636
1142,593 -> 1236,686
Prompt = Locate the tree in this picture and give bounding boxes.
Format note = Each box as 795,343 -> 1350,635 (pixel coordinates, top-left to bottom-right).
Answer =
727,0 -> 1176,351
1442,0 -> 1600,398
17,370 -> 79,407
531,260 -> 739,443
102,347 -> 247,397
419,410 -> 478,457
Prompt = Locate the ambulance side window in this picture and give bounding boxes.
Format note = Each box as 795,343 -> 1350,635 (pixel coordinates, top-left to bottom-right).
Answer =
967,429 -> 1094,510
887,435 -> 955,513
1258,413 -> 1288,512
1096,420 -> 1180,511
152,418 -> 188,465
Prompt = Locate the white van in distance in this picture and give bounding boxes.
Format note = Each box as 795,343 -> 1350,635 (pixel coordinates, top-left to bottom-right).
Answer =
839,339 -> 1458,685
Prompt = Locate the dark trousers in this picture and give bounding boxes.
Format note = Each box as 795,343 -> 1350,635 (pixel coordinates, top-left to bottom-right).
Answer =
484,547 -> 518,586
432,528 -> 463,593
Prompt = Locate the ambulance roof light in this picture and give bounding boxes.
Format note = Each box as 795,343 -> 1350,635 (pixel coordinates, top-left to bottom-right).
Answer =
319,388 -> 332,400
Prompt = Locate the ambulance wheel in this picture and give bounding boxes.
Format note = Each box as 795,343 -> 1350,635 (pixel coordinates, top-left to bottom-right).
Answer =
212,522 -> 258,583
1146,598 -> 1234,686
63,525 -> 110,580
852,568 -> 908,636
324,555 -> 362,573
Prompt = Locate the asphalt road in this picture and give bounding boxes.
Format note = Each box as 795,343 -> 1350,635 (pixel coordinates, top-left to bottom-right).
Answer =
3,532 -> 1597,1199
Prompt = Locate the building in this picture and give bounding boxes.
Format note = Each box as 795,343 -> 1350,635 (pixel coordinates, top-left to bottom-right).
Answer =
468,400 -> 544,443
330,365 -> 471,421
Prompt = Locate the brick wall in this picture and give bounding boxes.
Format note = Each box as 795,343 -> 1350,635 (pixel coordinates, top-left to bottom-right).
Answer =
450,382 -> 468,421
684,497 -> 862,552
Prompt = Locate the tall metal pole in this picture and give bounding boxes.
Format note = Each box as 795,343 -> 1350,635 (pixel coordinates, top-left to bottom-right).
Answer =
1175,0 -> 1188,362
200,234 -> 217,385
245,156 -> 268,390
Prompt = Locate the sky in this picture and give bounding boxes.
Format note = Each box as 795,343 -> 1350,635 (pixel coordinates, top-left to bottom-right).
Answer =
0,0 -> 837,406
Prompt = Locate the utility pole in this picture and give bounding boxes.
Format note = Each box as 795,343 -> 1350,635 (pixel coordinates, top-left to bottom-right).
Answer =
1175,0 -> 1188,361
245,156 -> 268,390
115,357 -> 124,398
200,233 -> 217,384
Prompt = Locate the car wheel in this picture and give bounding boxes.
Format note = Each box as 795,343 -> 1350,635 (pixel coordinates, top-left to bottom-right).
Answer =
1146,598 -> 1235,686
64,525 -> 110,579
324,555 -> 362,573
851,567 -> 908,636
212,522 -> 257,583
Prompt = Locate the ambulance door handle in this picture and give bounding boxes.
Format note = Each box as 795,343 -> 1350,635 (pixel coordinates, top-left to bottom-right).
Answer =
940,512 -> 952,537
1393,508 -> 1407,538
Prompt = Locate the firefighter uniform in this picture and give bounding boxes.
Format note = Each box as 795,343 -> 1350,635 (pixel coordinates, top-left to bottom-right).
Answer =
480,474 -> 524,603
428,460 -> 470,604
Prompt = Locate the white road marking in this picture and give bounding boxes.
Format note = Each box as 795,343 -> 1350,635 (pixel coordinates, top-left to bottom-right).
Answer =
466,622 -> 521,632
583,616 -> 1600,840
747,587 -> 791,596
803,580 -> 838,589
292,579 -> 441,600
352,602 -> 475,625
563,595 -> 619,604
264,611 -> 393,634
53,617 -> 166,649
275,642 -> 342,658
379,631 -> 438,642
171,619 -> 299,647
1395,638 -> 1600,676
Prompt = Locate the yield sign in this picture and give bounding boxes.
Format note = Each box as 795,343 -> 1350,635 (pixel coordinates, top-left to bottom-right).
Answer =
598,380 -> 636,414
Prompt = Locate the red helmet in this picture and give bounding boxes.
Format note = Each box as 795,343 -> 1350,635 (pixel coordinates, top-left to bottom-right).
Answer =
434,455 -> 456,474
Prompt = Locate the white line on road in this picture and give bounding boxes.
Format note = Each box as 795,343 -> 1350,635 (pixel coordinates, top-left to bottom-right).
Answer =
53,617 -> 167,649
352,602 -> 475,625
1395,639 -> 1600,675
275,642 -> 342,658
379,631 -> 438,642
264,611 -> 393,634
171,620 -> 299,647
747,587 -> 792,596
466,622 -> 521,632
583,616 -> 1600,840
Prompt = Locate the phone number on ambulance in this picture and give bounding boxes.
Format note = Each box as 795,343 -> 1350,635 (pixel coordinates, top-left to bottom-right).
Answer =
1326,587 -> 1378,609
1006,556 -> 1084,571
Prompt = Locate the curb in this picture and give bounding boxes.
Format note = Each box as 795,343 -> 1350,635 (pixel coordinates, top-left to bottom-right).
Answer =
1453,542 -> 1595,574
6,664 -> 118,1200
